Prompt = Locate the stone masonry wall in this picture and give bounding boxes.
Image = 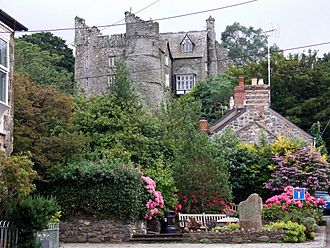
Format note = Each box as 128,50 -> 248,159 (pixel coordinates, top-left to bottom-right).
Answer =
60,218 -> 146,243
183,229 -> 285,243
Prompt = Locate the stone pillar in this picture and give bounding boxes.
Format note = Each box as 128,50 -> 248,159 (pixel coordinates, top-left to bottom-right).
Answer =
238,193 -> 263,231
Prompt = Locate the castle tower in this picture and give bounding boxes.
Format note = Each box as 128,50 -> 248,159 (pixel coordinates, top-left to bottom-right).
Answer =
206,16 -> 218,76
124,12 -> 165,108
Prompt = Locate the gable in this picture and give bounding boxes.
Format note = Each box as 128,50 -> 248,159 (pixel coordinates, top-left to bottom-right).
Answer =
210,107 -> 313,145
160,31 -> 207,59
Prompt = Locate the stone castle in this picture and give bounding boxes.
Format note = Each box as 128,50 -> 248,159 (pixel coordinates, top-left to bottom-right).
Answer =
74,12 -> 228,107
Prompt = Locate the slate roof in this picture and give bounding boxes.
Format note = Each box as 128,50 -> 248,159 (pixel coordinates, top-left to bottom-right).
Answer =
0,9 -> 28,31
160,30 -> 208,59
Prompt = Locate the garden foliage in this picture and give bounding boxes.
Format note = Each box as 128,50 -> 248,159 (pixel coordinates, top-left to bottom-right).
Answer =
0,154 -> 37,215
3,195 -> 59,248
265,221 -> 306,243
265,147 -> 330,193
13,75 -> 85,180
263,186 -> 325,224
47,160 -> 147,219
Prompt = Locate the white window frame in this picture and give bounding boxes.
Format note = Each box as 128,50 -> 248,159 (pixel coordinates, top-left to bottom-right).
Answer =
0,37 -> 9,105
107,75 -> 116,86
181,36 -> 193,53
0,38 -> 8,69
176,74 -> 195,94
108,56 -> 116,67
0,71 -> 7,103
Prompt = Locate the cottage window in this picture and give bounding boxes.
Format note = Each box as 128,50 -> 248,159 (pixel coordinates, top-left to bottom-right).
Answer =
0,38 -> 8,104
181,36 -> 193,53
108,56 -> 116,67
0,71 -> 7,103
176,74 -> 195,92
107,75 -> 116,86
0,38 -> 7,68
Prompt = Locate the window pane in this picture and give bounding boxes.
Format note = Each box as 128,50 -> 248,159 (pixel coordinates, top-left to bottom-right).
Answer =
181,37 -> 192,53
0,39 -> 7,68
109,56 -> 116,67
0,71 -> 6,102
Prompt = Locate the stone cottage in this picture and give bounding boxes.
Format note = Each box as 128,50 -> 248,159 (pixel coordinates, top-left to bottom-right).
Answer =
74,12 -> 228,108
209,76 -> 314,144
0,9 -> 28,155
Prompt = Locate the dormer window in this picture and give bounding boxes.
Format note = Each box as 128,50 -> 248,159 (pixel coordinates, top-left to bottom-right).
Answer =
181,35 -> 193,53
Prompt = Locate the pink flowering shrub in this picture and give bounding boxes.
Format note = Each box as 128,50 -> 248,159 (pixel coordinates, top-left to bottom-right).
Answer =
141,176 -> 164,220
264,146 -> 330,194
263,186 -> 325,224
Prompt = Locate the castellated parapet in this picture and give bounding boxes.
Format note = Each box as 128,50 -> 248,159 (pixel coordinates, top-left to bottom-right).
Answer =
74,12 -> 228,108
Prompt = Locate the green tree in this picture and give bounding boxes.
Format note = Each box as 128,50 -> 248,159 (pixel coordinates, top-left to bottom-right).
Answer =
221,22 -> 274,66
73,61 -> 173,168
14,39 -> 76,95
159,98 -> 231,212
189,73 -> 235,124
13,74 -> 86,180
19,32 -> 75,73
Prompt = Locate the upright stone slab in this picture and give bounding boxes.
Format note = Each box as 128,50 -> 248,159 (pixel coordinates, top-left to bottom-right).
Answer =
238,193 -> 263,231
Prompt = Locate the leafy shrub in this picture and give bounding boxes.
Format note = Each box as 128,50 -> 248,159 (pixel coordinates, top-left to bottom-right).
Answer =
47,160 -> 147,220
265,221 -> 306,243
213,223 -> 240,232
0,154 -> 37,214
143,160 -> 178,210
3,195 -> 59,248
265,146 -> 330,193
301,217 -> 317,239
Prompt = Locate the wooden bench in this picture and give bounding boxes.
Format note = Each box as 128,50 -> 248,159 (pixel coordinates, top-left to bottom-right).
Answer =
178,213 -> 239,228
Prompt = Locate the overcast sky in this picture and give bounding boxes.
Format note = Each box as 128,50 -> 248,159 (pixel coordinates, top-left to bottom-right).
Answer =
2,0 -> 330,55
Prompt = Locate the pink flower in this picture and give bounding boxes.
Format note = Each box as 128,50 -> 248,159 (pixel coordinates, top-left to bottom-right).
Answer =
297,201 -> 303,208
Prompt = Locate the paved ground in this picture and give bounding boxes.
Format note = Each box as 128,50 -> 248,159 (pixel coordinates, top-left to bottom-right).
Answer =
63,216 -> 329,248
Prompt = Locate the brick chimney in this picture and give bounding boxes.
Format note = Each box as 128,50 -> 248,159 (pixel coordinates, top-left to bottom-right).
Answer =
245,78 -> 270,107
199,118 -> 209,133
234,76 -> 246,108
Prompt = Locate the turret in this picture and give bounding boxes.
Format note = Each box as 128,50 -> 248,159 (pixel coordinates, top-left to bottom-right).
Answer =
206,16 -> 218,76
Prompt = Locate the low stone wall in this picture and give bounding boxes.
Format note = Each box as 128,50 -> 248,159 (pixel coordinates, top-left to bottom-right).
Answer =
60,218 -> 145,243
183,229 -> 285,243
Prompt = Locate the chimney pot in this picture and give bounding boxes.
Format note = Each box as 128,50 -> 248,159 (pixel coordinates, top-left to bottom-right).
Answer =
258,78 -> 264,85
251,77 -> 258,85
239,75 -> 244,87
